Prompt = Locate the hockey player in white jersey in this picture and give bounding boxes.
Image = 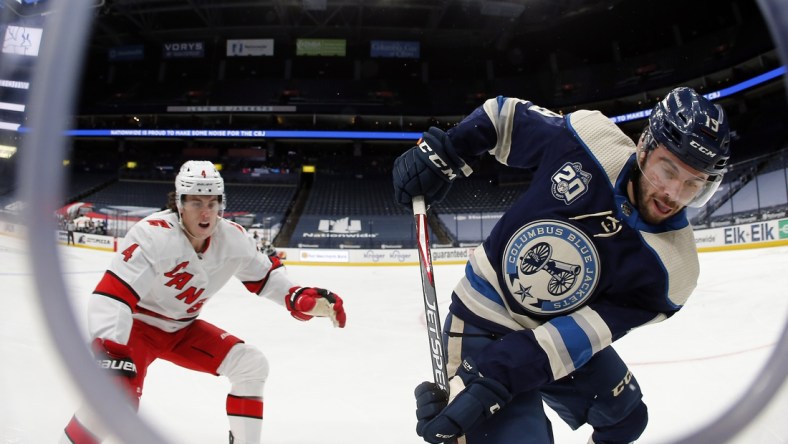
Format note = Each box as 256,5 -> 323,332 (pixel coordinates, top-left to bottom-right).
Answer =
393,87 -> 730,443
61,160 -> 346,444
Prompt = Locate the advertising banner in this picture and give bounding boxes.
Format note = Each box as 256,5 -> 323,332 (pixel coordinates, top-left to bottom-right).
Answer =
227,39 -> 274,56
162,42 -> 205,58
282,247 -> 471,265
296,39 -> 346,56
72,232 -> 115,252
289,215 -> 418,249
370,40 -> 420,58
108,45 -> 144,61
298,249 -> 350,263
2,25 -> 43,57
693,217 -> 788,251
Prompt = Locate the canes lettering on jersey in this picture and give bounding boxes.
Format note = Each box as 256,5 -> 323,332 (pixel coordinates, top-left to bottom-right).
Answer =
164,261 -> 206,310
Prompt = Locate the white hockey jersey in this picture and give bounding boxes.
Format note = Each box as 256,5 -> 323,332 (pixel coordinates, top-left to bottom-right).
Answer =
88,210 -> 295,344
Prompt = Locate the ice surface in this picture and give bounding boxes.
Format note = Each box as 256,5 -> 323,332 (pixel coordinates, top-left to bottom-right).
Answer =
1,235 -> 786,443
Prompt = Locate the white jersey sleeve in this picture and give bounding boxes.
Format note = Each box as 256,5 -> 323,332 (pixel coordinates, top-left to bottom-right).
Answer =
221,219 -> 295,306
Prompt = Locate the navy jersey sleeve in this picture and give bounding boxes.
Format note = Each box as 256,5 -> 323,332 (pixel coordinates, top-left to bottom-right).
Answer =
448,96 -> 570,170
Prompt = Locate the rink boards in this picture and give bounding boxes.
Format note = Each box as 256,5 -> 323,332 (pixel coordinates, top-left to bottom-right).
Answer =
2,217 -> 788,265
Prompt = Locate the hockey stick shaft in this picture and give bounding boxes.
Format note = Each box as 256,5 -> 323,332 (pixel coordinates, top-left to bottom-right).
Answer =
412,196 -> 450,395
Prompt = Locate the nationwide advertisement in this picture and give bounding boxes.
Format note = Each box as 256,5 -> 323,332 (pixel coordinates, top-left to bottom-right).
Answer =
227,39 -> 274,57
108,45 -> 144,61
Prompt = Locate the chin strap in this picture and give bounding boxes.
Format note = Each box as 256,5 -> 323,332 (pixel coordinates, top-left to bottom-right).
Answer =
628,162 -> 642,208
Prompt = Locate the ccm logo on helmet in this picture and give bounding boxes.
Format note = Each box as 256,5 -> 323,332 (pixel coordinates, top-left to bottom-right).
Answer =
690,140 -> 716,158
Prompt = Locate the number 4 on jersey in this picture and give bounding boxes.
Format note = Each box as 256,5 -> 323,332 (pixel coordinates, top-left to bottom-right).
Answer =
121,243 -> 139,262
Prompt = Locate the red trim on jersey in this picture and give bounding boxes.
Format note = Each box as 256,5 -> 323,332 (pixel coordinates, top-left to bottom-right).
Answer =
228,220 -> 245,233
136,305 -> 199,323
64,415 -> 100,444
242,256 -> 284,295
93,270 -> 140,311
199,236 -> 211,255
226,394 -> 264,419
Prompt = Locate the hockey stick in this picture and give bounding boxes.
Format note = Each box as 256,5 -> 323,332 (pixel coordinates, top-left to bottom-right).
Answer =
412,196 -> 450,395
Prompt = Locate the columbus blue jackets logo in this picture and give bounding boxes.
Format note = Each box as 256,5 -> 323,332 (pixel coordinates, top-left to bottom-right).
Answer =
551,162 -> 591,204
502,220 -> 600,315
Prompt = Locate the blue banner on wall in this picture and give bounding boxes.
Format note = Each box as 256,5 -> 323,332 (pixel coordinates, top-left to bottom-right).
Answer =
370,40 -> 420,58
108,45 -> 144,61
289,215 -> 422,248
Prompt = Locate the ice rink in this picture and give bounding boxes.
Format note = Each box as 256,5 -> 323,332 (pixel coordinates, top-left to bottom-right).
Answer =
1,234 -> 787,444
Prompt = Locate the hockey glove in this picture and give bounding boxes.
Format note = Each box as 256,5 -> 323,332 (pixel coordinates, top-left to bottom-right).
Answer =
91,338 -> 140,406
393,127 -> 470,208
286,286 -> 346,328
415,357 -> 510,443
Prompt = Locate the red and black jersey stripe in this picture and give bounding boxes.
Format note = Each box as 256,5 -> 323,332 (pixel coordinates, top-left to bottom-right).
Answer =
93,270 -> 140,311
242,256 -> 284,295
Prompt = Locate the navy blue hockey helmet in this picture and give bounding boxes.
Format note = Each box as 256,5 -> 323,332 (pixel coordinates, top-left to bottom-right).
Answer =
640,87 -> 731,207
647,87 -> 731,177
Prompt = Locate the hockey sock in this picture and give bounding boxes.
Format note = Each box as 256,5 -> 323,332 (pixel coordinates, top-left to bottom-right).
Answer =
226,394 -> 263,444
62,415 -> 100,444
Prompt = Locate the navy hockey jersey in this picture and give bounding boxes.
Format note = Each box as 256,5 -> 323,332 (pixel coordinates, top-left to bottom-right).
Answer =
445,97 -> 699,394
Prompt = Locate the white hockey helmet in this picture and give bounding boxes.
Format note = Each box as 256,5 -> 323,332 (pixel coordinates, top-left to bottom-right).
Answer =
175,160 -> 226,213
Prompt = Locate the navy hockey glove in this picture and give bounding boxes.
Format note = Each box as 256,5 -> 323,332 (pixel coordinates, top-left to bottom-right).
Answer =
393,127 -> 470,208
286,286 -> 347,328
415,358 -> 510,443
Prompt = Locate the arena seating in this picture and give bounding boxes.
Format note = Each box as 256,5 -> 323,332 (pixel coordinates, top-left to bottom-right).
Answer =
709,159 -> 788,222
72,178 -> 297,229
65,171 -> 118,202
288,174 -> 415,248
225,183 -> 297,225
302,176 -> 407,216
431,177 -> 529,244
84,180 -> 172,209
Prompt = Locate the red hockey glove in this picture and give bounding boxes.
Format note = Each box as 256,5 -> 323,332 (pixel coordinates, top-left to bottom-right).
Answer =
285,287 -> 346,328
92,338 -> 140,405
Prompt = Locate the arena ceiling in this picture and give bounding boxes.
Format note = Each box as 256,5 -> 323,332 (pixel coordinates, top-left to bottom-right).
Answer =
73,0 -> 765,75
88,0 -> 624,50
2,0 -> 769,63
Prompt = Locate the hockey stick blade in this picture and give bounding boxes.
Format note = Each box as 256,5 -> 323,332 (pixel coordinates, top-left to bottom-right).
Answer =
413,196 -> 450,395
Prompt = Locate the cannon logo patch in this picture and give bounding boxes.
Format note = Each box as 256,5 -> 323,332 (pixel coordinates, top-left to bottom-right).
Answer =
502,220 -> 600,315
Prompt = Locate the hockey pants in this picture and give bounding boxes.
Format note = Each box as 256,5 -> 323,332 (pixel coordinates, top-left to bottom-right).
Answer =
443,314 -> 648,444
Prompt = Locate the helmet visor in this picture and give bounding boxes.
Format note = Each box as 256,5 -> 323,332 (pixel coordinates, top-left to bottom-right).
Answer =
637,143 -> 722,208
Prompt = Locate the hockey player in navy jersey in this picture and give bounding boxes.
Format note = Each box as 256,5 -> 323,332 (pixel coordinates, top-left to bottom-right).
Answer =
393,87 -> 730,444
61,160 -> 346,444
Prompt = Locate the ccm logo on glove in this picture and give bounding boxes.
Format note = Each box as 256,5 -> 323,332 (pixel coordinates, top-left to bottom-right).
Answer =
286,286 -> 346,328
418,138 -> 458,181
